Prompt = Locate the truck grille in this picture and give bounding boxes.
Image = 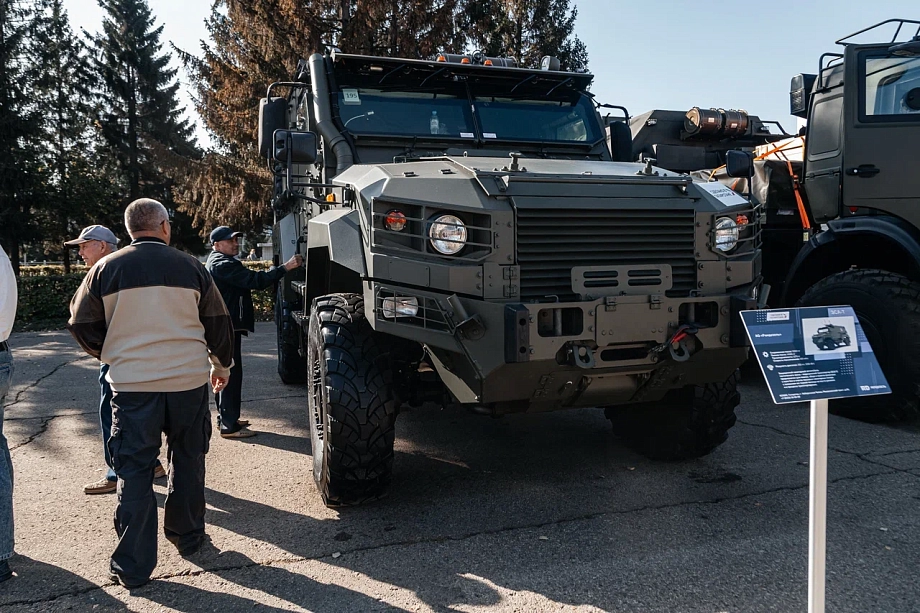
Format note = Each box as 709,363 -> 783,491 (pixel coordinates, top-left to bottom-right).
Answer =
516,208 -> 697,301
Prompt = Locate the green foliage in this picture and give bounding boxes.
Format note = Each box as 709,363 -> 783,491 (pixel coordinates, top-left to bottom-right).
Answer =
16,261 -> 277,328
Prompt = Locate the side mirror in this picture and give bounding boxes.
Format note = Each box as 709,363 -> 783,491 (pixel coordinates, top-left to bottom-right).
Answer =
273,130 -> 317,164
725,150 -> 754,178
258,97 -> 287,158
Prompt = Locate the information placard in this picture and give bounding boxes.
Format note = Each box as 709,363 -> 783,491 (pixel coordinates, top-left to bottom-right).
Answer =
740,305 -> 890,404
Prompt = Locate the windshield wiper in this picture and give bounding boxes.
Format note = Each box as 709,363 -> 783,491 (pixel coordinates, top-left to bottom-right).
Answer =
509,74 -> 537,94
545,77 -> 573,97
378,63 -> 407,85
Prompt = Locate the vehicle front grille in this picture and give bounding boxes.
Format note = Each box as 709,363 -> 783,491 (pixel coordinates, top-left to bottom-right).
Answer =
516,208 -> 697,301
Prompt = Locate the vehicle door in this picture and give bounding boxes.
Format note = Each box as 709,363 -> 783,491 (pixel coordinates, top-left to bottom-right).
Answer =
842,43 -> 920,226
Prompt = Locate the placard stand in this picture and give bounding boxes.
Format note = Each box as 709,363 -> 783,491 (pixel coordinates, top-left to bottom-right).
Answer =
808,398 -> 828,613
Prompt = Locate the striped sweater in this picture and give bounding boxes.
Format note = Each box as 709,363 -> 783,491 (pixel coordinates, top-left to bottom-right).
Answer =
67,237 -> 234,392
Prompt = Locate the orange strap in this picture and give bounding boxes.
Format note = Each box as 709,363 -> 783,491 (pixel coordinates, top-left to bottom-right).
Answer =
786,158 -> 812,230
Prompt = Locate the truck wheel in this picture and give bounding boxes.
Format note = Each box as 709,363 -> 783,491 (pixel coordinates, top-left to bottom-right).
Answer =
798,270 -> 920,422
307,293 -> 397,506
276,283 -> 307,384
608,371 -> 740,461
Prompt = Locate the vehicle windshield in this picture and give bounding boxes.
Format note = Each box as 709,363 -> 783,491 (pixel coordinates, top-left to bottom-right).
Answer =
337,87 -> 476,139
334,66 -> 602,145
474,94 -> 601,143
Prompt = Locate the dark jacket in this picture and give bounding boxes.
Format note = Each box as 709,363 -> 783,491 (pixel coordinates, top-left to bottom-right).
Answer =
205,251 -> 286,333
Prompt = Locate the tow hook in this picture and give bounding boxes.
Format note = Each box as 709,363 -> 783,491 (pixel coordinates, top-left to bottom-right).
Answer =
650,324 -> 700,363
570,344 -> 596,369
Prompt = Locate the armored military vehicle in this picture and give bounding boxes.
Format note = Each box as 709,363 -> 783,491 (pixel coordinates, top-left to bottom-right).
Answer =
259,49 -> 765,506
628,19 -> 920,423
812,324 -> 851,351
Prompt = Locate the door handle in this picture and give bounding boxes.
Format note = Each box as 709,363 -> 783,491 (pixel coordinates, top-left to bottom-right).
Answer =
845,164 -> 880,178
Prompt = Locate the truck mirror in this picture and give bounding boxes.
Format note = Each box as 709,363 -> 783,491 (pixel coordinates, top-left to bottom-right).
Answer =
273,130 -> 317,164
259,97 -> 287,158
725,150 -> 754,178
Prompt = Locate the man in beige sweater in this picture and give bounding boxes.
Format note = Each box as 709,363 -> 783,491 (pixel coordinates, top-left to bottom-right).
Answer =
68,199 -> 234,588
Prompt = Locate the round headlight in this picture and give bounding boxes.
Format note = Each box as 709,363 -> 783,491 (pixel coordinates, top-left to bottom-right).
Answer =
428,214 -> 467,255
714,216 -> 739,252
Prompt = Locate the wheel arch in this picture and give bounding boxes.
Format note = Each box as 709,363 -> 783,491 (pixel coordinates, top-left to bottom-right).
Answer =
780,216 -> 920,305
305,209 -> 366,305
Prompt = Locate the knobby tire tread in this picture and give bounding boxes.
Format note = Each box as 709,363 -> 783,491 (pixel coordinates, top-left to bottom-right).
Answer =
309,293 -> 397,506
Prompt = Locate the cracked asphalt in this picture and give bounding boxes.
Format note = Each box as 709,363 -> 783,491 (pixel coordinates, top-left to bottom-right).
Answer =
0,324 -> 918,612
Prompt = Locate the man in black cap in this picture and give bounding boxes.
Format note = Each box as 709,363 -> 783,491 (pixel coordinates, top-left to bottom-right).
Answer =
206,226 -> 302,438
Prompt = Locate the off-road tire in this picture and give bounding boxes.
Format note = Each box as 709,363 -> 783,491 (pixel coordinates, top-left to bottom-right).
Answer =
607,371 -> 740,461
307,293 -> 397,506
276,283 -> 307,384
798,269 -> 920,422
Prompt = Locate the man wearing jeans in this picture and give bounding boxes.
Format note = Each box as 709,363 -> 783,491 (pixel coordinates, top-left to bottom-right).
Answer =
0,245 -> 18,581
68,199 -> 233,588
64,226 -> 166,495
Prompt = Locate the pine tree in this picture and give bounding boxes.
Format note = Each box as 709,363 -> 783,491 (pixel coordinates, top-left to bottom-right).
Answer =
0,0 -> 42,271
30,0 -> 120,271
91,0 -> 202,250
463,0 -> 588,72
171,0 -> 340,231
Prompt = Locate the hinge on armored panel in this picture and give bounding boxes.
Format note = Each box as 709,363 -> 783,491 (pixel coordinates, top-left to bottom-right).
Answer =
604,296 -> 617,312
503,266 -> 518,280
649,295 -> 661,310
503,284 -> 519,298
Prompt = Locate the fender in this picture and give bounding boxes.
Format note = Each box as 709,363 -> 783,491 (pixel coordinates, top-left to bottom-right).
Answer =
780,215 -> 920,305
306,209 -> 367,276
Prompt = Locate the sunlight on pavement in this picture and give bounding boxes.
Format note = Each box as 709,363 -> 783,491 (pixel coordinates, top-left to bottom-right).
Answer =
450,574 -> 606,613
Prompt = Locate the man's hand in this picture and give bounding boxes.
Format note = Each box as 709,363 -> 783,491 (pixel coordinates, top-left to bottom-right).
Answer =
283,254 -> 303,271
211,373 -> 229,394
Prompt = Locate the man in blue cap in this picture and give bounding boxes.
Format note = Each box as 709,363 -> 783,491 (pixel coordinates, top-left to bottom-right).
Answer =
206,226 -> 302,438
65,225 -> 167,494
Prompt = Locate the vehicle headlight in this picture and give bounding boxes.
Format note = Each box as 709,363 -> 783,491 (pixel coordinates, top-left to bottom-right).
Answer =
428,214 -> 467,255
714,216 -> 739,252
382,297 -> 419,318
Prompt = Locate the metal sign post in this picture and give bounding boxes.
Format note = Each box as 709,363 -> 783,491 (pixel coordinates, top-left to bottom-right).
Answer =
808,398 -> 828,613
740,306 -> 890,613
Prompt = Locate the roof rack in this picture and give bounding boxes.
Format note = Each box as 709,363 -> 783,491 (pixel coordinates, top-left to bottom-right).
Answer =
836,19 -> 920,46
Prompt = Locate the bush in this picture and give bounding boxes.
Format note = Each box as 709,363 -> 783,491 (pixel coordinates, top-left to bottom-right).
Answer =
16,261 -> 278,328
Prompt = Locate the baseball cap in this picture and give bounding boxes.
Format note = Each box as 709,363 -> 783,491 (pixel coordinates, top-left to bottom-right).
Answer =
64,225 -> 119,246
210,226 -> 243,243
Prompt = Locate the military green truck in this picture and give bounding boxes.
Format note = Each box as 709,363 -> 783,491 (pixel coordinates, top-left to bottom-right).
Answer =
259,49 -> 765,506
812,324 -> 851,351
628,19 -> 920,423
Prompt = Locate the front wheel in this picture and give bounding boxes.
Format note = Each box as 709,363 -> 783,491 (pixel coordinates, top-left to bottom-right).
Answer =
798,269 -> 920,422
607,371 -> 740,461
307,293 -> 397,507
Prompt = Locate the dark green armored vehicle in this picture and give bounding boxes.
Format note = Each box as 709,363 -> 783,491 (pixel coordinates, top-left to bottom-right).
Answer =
812,324 -> 851,350
259,50 -> 765,506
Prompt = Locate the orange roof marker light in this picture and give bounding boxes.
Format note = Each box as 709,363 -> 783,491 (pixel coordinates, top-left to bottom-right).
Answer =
436,54 -> 446,62
460,57 -> 471,64
484,59 -> 493,66
326,193 -> 336,203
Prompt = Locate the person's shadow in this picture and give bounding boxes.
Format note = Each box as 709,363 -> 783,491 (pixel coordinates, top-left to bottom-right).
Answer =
0,555 -> 125,610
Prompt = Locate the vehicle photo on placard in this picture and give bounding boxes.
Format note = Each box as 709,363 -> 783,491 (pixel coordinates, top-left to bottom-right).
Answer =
801,316 -> 859,357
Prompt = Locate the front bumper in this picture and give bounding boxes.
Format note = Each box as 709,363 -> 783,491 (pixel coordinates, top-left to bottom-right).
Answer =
366,280 -> 761,409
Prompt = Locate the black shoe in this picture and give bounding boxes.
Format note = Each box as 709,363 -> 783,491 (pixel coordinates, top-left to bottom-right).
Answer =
109,571 -> 149,589
177,535 -> 205,557
0,560 -> 12,582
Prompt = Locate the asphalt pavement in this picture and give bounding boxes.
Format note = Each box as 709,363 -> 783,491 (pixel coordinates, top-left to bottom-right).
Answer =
0,324 -> 917,612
